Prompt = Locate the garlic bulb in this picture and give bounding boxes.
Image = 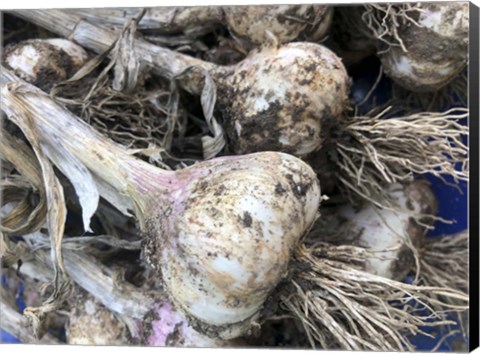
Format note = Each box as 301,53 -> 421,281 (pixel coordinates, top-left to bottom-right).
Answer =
67,293 -> 130,345
223,5 -> 333,47
216,42 -> 349,156
1,67 -> 322,339
333,180 -> 437,280
11,10 -> 350,157
143,152 -> 320,339
2,38 -> 88,91
378,2 -> 469,92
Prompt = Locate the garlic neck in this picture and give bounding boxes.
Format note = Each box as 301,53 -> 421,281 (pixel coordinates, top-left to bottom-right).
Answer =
1,68 -> 175,199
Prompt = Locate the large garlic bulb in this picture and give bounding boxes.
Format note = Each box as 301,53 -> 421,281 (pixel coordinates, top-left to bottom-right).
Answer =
143,152 -> 321,339
379,2 -> 469,92
2,62 -> 322,341
216,42 -> 350,156
2,38 -> 88,91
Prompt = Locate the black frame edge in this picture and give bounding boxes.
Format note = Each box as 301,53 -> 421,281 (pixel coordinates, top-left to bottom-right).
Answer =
469,1 -> 480,352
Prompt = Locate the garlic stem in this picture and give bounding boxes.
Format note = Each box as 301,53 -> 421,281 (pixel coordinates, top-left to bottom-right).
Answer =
0,299 -> 60,344
1,68 -> 174,198
66,7 -> 224,34
11,9 -> 215,93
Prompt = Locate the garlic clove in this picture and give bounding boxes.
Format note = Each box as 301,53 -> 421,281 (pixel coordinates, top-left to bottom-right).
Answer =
2,38 -> 88,91
217,42 -> 350,156
143,152 -> 321,339
379,2 -> 469,92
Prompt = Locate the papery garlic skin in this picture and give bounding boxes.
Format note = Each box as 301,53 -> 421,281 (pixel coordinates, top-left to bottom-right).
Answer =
379,2 -> 469,92
143,152 -> 321,339
2,38 -> 88,91
336,181 -> 437,281
217,42 -> 350,156
224,5 -> 333,47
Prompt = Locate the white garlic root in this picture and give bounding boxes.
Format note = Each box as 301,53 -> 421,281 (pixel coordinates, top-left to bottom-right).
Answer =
10,9 -> 350,157
1,68 -> 322,340
67,5 -> 333,46
362,2 -> 469,92
303,181 -> 469,347
280,179 -> 468,350
418,230 -> 469,312
2,38 -> 88,91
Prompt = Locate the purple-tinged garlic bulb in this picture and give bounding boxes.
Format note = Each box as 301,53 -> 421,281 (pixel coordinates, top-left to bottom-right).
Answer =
2,38 -> 88,91
143,152 -> 320,339
333,180 -> 437,281
215,42 -> 350,156
378,2 -> 469,92
224,5 -> 333,48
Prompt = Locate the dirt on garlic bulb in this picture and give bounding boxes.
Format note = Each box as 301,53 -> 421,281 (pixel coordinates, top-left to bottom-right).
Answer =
142,152 -> 321,339
2,38 -> 88,91
66,293 -> 130,345
215,42 -> 350,156
379,2 -> 469,92
224,5 -> 333,48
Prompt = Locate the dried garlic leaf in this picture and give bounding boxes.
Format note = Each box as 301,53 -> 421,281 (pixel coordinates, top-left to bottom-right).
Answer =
0,130 -> 47,234
41,140 -> 99,233
3,75 -> 100,233
2,82 -> 72,337
172,66 -> 226,159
